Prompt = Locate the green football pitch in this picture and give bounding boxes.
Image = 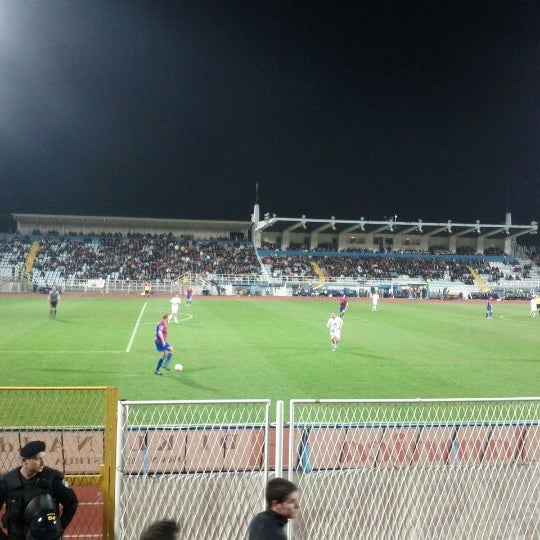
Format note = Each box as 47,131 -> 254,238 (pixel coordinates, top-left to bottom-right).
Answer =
1,295 -> 540,405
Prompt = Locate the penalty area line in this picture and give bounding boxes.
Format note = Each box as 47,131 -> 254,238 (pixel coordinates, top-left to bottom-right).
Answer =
126,302 -> 148,353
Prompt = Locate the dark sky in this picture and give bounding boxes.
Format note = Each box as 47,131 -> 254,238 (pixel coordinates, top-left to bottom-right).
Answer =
1,1 -> 540,229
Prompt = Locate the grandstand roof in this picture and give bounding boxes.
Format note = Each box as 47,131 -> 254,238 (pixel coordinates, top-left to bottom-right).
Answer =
12,213 -> 250,236
12,212 -> 539,242
255,215 -> 538,239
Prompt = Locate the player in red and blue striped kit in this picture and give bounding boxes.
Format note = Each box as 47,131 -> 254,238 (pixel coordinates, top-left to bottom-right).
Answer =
154,314 -> 174,375
339,295 -> 348,319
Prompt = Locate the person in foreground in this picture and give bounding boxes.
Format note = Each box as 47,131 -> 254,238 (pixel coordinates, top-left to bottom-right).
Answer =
139,519 -> 180,540
0,441 -> 78,540
247,478 -> 300,540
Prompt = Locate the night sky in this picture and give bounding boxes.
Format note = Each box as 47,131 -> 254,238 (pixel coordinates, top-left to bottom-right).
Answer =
1,1 -> 540,230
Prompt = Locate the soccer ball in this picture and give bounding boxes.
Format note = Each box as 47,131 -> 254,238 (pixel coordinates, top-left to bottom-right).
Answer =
174,363 -> 183,371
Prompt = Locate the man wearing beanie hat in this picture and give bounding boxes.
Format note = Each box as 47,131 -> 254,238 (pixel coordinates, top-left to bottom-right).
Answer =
0,441 -> 78,540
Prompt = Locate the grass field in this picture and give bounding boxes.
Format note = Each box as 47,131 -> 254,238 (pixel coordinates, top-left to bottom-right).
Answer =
1,294 -> 540,408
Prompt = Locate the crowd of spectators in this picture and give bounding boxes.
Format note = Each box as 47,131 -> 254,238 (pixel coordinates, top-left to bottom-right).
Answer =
521,245 -> 540,271
29,233 -> 261,283
260,252 -> 511,284
0,235 -> 32,276
0,233 -> 533,286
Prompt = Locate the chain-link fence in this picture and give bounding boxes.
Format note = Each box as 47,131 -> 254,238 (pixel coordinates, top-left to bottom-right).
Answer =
5,394 -> 540,539
115,400 -> 271,540
0,387 -> 118,540
288,398 -> 540,540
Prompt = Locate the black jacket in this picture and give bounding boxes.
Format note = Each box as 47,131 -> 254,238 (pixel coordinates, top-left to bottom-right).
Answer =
0,466 -> 78,538
247,509 -> 288,540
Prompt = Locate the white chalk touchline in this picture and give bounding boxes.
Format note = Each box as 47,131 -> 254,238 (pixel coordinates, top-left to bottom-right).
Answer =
126,302 -> 148,353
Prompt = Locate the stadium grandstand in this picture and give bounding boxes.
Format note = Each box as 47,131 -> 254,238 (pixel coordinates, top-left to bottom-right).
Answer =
2,207 -> 540,539
1,206 -> 539,300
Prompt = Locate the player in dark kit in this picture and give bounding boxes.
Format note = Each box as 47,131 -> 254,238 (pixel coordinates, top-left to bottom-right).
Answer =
339,295 -> 348,319
486,298 -> 493,319
47,286 -> 60,318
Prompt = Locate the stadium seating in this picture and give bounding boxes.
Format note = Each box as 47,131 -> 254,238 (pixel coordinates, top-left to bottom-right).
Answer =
1,232 -> 539,295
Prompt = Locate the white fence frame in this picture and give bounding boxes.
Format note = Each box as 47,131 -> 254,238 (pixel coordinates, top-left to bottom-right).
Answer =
113,398 -> 540,539
288,398 -> 540,540
114,399 -> 271,540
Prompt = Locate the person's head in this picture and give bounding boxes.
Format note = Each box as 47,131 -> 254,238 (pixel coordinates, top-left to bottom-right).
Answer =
163,314 -> 170,322
20,441 -> 46,478
139,519 -> 180,540
330,312 -> 336,319
266,478 -> 300,520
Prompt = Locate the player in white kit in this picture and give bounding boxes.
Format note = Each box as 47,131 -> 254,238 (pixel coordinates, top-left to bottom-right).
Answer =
326,312 -> 343,351
170,294 -> 182,323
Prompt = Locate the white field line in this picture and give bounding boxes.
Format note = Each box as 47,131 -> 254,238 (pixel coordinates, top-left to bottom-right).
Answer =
138,312 -> 193,326
0,350 -> 125,354
126,302 -> 148,353
0,311 -> 194,355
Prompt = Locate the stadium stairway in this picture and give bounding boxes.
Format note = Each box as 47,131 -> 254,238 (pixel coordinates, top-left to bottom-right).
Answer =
310,260 -> 326,290
24,241 -> 40,274
468,265 -> 490,292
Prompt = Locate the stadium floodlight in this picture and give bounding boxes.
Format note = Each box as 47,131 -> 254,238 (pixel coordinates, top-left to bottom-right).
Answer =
331,216 -> 336,230
476,220 -> 481,234
263,213 -> 270,220
301,215 -> 307,229
359,218 -> 365,231
446,220 -> 452,234
417,219 -> 423,233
